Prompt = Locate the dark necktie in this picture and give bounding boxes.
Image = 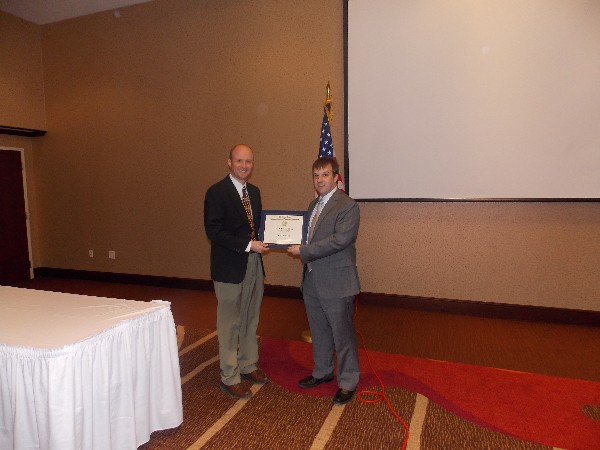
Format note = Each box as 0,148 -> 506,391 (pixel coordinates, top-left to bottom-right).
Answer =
242,186 -> 256,240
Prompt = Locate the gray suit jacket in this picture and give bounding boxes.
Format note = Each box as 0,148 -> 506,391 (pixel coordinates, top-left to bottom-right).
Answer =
299,189 -> 360,299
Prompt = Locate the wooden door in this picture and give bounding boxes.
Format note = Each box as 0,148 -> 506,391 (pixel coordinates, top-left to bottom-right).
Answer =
0,149 -> 31,281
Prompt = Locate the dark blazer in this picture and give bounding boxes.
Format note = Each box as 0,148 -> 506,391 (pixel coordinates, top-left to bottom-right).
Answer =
299,189 -> 360,299
204,176 -> 263,284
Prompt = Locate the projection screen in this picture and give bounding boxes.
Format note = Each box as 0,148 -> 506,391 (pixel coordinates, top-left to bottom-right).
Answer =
346,0 -> 600,200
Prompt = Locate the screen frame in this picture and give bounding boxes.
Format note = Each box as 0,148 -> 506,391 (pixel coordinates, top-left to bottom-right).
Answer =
343,0 -> 600,203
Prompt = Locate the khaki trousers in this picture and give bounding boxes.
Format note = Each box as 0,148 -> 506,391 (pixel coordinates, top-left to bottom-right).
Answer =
214,253 -> 264,385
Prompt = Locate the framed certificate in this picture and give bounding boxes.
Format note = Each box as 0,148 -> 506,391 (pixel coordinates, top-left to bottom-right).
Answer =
258,210 -> 306,248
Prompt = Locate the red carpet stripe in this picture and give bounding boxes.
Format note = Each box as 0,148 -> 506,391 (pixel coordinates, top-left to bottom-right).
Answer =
259,335 -> 600,449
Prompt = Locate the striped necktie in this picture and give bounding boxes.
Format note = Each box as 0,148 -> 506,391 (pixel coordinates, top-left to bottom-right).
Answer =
242,186 -> 256,240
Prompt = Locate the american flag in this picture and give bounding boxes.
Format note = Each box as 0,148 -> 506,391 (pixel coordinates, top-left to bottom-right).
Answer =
318,101 -> 345,191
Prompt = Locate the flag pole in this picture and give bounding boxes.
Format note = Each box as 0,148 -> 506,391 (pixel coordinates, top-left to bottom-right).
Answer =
325,80 -> 332,118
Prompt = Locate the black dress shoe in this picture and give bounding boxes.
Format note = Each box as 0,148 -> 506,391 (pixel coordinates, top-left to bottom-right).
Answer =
298,374 -> 334,389
332,388 -> 355,405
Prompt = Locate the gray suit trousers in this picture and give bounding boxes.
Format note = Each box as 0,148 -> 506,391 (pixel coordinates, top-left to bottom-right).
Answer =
302,269 -> 360,391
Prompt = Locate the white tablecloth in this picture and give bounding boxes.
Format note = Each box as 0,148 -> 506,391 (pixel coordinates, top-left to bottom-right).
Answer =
0,286 -> 183,450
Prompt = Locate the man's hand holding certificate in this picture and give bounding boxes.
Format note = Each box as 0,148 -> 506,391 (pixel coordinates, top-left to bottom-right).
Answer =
259,210 -> 306,248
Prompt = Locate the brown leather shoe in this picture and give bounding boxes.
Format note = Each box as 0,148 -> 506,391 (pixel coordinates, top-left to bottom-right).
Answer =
241,368 -> 270,385
219,382 -> 251,400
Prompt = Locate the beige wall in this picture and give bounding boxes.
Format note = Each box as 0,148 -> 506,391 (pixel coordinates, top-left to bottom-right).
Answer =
2,0 -> 599,311
35,0 -> 342,285
359,201 -> 600,311
0,12 -> 46,130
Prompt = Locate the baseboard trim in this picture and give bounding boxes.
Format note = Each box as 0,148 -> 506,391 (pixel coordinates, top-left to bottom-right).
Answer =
357,292 -> 600,326
34,267 -> 214,291
34,267 -> 600,326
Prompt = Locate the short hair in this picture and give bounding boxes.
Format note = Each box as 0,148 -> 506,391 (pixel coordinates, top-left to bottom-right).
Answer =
229,144 -> 253,160
312,157 -> 339,175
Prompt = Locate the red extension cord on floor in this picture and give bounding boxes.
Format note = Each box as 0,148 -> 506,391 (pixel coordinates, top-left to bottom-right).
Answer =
354,295 -> 410,450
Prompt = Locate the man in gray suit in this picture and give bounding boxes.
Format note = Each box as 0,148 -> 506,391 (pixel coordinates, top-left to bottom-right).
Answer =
287,157 -> 360,405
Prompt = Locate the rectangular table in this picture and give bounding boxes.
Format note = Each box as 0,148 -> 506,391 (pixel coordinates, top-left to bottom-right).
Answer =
0,286 -> 183,449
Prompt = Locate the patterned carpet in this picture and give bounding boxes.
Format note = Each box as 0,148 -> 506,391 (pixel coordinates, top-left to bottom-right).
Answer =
140,327 -> 600,449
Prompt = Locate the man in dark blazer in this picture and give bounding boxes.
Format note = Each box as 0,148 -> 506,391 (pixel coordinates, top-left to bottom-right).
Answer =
204,144 -> 269,400
287,157 -> 360,405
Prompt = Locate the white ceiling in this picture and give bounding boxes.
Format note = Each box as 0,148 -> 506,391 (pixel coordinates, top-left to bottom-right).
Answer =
0,0 -> 154,25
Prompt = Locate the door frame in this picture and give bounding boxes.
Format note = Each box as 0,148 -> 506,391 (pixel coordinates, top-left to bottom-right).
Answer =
1,146 -> 34,278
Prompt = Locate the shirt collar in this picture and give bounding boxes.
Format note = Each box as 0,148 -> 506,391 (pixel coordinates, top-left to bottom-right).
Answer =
319,186 -> 337,206
229,174 -> 246,197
